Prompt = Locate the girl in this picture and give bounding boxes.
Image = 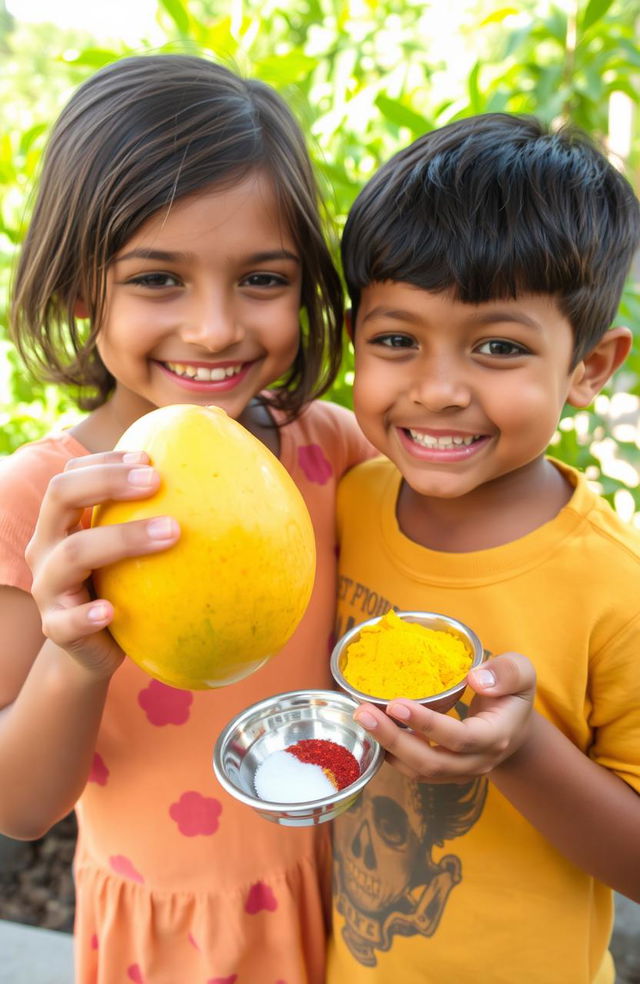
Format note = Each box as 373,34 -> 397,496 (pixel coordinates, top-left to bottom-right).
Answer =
0,54 -> 372,984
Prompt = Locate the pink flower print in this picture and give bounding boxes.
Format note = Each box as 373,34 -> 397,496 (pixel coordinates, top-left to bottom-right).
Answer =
245,881 -> 278,914
88,753 -> 109,786
298,444 -> 333,485
207,977 -> 238,984
109,855 -> 144,883
188,932 -> 200,950
138,680 -> 193,726
127,966 -> 144,983
90,933 -> 98,950
169,791 -> 222,836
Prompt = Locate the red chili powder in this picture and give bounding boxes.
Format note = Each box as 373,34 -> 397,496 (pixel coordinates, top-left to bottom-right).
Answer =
285,739 -> 360,790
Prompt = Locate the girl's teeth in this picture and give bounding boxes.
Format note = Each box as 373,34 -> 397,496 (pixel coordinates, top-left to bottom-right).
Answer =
408,430 -> 477,448
166,362 -> 242,381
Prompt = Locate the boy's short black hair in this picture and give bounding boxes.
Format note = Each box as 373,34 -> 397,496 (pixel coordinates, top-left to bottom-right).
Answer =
342,113 -> 640,363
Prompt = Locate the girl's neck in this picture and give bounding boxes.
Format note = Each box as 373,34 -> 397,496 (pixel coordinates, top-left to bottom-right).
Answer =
396,456 -> 574,553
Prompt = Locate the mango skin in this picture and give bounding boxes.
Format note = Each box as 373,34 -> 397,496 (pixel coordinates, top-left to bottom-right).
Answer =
92,404 -> 316,689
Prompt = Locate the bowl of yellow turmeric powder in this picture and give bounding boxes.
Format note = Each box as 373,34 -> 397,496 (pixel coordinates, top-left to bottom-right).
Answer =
330,610 -> 484,714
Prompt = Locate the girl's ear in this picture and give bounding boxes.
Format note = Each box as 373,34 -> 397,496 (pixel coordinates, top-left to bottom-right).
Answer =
567,326 -> 632,408
345,309 -> 354,342
74,298 -> 90,319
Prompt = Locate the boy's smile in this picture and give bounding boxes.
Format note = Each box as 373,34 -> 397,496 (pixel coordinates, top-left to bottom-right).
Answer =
353,283 -> 587,519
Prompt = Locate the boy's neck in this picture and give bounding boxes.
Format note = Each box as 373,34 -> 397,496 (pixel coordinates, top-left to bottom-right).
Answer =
396,456 -> 574,553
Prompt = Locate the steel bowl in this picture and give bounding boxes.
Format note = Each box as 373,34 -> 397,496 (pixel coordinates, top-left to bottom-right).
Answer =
330,610 -> 485,715
212,689 -> 384,826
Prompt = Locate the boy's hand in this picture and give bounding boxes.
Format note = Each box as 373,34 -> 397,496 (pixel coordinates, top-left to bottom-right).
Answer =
26,451 -> 180,679
353,652 -> 536,783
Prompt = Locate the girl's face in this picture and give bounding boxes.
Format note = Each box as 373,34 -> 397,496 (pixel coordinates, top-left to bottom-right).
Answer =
95,172 -> 302,433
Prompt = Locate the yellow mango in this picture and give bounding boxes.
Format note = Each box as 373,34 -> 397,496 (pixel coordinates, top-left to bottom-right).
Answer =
92,404 -> 316,689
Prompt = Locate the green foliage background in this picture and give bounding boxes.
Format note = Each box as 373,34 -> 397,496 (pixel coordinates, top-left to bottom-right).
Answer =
1,0 -> 640,513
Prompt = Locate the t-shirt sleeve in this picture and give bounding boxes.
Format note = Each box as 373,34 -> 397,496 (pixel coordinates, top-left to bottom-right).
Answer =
0,437 -> 85,592
310,401 -> 376,480
588,608 -> 640,794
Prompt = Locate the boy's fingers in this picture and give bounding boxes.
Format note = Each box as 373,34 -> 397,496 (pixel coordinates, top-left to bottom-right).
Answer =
467,651 -> 536,699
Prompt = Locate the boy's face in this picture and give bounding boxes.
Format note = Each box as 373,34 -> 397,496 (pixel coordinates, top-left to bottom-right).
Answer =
352,283 -> 585,501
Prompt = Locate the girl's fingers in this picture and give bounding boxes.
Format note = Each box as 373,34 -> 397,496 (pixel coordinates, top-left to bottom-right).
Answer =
30,518 -> 180,603
63,450 -> 150,472
40,599 -> 114,646
27,462 -> 163,556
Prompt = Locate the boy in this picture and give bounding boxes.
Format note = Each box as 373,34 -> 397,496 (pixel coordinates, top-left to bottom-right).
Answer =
329,114 -> 640,984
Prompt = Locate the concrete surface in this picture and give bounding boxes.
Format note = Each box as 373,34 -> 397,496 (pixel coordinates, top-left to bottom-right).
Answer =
0,919 -> 73,983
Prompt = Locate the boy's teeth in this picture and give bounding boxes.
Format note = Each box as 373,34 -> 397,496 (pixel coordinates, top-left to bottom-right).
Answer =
165,362 -> 242,381
408,430 -> 477,448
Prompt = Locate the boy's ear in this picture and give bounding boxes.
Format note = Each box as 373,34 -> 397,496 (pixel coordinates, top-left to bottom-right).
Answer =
345,309 -> 354,342
566,326 -> 632,408
74,298 -> 90,319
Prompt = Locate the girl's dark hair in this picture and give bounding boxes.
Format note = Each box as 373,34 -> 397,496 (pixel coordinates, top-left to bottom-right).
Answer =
11,54 -> 344,417
342,113 -> 640,364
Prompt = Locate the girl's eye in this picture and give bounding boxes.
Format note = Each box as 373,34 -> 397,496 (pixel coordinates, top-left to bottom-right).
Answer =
128,272 -> 181,289
241,272 -> 287,288
475,339 -> 528,357
373,333 -> 415,349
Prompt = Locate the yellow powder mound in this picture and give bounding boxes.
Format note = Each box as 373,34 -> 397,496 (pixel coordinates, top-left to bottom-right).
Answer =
343,610 -> 472,699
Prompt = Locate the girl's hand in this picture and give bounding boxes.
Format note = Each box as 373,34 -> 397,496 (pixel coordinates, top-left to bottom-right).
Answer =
353,652 -> 536,783
26,451 -> 180,679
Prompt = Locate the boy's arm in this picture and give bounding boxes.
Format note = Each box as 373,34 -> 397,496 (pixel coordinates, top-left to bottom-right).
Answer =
354,653 -> 640,902
492,711 -> 640,902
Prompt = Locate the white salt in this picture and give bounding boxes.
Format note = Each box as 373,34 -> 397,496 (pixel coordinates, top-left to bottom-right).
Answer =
254,749 -> 336,803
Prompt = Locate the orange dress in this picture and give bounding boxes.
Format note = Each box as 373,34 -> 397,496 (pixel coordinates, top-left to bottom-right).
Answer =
0,399 -> 373,984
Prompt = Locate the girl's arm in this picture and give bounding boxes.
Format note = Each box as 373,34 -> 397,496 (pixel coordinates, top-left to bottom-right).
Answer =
353,654 -> 640,902
0,452 -> 179,839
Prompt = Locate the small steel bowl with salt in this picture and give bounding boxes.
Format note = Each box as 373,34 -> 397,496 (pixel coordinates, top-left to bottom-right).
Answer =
330,610 -> 486,715
212,689 -> 384,826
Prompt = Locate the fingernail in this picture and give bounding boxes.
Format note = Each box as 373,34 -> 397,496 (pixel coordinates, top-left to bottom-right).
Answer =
88,602 -> 110,623
128,467 -> 155,487
146,517 -> 178,540
473,668 -> 496,688
122,452 -> 147,464
355,710 -> 378,730
388,702 -> 410,721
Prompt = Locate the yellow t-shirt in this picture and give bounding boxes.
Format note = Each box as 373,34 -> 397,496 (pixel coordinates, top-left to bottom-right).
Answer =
329,456 -> 640,984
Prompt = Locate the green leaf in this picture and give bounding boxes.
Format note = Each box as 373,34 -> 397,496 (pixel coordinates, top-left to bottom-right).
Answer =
580,0 -> 615,34
158,0 -> 190,35
61,48 -> 119,69
374,94 -> 429,135
479,7 -> 521,26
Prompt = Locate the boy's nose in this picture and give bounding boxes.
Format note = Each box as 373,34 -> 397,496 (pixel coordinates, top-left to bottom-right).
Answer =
409,361 -> 471,412
179,292 -> 243,351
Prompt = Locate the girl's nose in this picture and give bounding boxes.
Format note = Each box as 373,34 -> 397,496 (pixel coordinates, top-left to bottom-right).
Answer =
179,292 -> 243,351
409,359 -> 471,412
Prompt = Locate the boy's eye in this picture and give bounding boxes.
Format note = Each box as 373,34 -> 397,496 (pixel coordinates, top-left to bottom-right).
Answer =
475,339 -> 528,357
373,333 -> 415,349
127,272 -> 181,289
